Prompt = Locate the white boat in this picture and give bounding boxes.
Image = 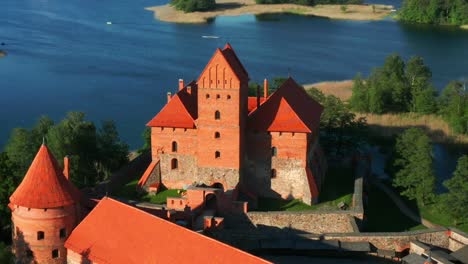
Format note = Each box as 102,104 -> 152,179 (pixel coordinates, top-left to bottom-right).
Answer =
202,35 -> 219,39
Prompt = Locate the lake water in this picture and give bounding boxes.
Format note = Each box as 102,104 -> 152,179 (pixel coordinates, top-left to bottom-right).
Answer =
0,0 -> 466,179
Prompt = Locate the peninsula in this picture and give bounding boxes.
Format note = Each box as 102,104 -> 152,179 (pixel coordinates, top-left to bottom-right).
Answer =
146,0 -> 394,23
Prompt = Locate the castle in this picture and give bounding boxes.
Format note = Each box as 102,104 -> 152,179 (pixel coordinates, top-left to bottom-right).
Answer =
7,44 -> 326,263
138,43 -> 326,206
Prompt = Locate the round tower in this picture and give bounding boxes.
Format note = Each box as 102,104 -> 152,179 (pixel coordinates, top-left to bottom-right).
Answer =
9,144 -> 81,264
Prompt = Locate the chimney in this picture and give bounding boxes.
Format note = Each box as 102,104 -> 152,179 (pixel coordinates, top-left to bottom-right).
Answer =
263,79 -> 269,98
187,85 -> 192,95
178,79 -> 184,91
167,92 -> 172,103
256,84 -> 261,108
63,156 -> 70,180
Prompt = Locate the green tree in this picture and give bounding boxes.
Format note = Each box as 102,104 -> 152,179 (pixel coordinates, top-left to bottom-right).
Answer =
399,0 -> 468,25
95,121 -> 129,182
439,81 -> 468,134
405,56 -> 436,113
392,128 -> 436,205
443,155 -> 468,225
307,88 -> 367,158
171,0 -> 216,12
0,152 -> 16,241
349,73 -> 369,112
0,242 -> 13,264
138,127 -> 152,154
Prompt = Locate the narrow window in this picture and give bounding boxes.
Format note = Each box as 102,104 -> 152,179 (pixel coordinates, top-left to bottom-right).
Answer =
215,111 -> 220,120
206,94 -> 210,99
59,228 -> 66,239
172,141 -> 178,152
272,147 -> 277,157
171,158 -> 178,169
271,169 -> 277,179
216,94 -> 220,99
227,95 -> 231,99
215,151 -> 221,159
37,231 -> 44,240
214,132 -> 220,139
52,249 -> 59,259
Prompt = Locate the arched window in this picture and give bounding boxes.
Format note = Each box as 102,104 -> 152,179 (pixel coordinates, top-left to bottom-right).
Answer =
215,111 -> 221,120
171,158 -> 178,169
37,231 -> 44,240
215,151 -> 221,159
214,132 -> 220,139
216,94 -> 220,99
271,169 -> 277,179
172,141 -> 178,152
206,94 -> 210,99
60,228 -> 66,239
227,95 -> 231,100
272,147 -> 277,157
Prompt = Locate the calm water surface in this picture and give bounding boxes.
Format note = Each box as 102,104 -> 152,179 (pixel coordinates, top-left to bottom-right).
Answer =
0,0 -> 466,179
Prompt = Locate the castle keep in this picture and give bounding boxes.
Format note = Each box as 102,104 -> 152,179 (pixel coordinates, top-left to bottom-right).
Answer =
139,44 -> 326,205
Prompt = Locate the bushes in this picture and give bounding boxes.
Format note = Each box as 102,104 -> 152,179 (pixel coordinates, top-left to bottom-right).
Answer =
399,0 -> 468,26
171,0 -> 216,12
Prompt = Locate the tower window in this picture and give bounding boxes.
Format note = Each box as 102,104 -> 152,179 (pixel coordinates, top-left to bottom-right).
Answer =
272,147 -> 277,157
172,141 -> 178,152
52,249 -> 59,259
215,111 -> 220,120
227,95 -> 231,99
206,94 -> 210,99
60,228 -> 66,239
37,231 -> 44,240
171,158 -> 178,169
216,94 -> 220,99
214,132 -> 220,139
271,169 -> 277,179
215,151 -> 221,159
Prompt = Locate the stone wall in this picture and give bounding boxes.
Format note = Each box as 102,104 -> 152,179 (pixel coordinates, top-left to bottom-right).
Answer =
448,228 -> 468,251
224,211 -> 362,234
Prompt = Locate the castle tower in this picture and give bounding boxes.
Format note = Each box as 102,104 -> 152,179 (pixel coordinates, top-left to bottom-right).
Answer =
9,143 -> 81,264
196,43 -> 249,190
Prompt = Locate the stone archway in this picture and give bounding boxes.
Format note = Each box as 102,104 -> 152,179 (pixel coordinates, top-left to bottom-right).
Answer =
211,182 -> 224,191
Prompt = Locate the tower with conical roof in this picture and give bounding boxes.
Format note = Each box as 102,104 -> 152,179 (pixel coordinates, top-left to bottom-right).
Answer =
9,143 -> 81,264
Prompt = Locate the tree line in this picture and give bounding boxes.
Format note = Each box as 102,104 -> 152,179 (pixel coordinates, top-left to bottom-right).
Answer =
390,128 -> 467,226
0,112 -> 129,242
171,0 -> 216,12
255,0 -> 362,5
399,0 -> 468,26
349,54 -> 467,134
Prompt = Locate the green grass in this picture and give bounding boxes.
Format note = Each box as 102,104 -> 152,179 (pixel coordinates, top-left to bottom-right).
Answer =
255,164 -> 354,212
113,179 -> 181,205
364,182 -> 426,232
420,203 -> 468,233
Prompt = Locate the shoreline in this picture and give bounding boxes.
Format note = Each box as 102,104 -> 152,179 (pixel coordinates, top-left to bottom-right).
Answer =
306,80 -> 468,145
146,0 -> 394,24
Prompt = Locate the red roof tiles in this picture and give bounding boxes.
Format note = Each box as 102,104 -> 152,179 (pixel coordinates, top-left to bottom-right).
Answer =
247,96 -> 267,113
137,160 -> 158,187
147,87 -> 197,128
248,78 -> 323,133
9,144 -> 80,209
65,198 -> 270,264
222,43 -> 249,81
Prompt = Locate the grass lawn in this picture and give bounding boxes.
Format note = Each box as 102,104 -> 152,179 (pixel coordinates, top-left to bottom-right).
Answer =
364,182 -> 426,232
420,203 -> 468,233
255,164 -> 354,212
113,180 -> 181,205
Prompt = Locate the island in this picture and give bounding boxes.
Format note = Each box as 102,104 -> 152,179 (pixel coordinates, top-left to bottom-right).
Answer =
146,0 -> 394,24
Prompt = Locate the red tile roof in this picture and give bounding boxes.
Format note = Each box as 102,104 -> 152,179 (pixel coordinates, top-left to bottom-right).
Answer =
247,96 -> 267,113
147,87 -> 197,128
248,78 -> 323,133
9,144 -> 81,208
137,160 -> 158,187
222,43 -> 249,81
65,198 -> 270,264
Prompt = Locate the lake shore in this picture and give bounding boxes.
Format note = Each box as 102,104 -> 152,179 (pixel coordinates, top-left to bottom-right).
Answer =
305,80 -> 468,144
146,0 -> 394,24
461,25 -> 468,30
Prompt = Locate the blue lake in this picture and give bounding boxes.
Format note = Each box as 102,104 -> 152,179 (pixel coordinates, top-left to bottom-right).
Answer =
0,0 -> 466,182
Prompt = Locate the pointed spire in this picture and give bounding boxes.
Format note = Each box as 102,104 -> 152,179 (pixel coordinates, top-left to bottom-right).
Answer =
42,136 -> 46,145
